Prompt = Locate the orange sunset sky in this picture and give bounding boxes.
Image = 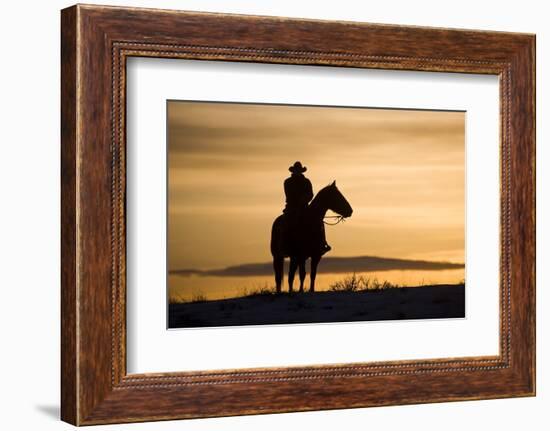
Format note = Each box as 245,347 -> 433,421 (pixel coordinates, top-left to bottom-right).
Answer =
167,101 -> 465,275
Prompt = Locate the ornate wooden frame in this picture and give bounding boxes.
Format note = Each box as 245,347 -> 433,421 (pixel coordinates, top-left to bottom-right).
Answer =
61,4 -> 535,425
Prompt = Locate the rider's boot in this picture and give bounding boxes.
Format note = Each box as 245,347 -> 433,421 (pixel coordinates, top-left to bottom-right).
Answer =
320,242 -> 331,255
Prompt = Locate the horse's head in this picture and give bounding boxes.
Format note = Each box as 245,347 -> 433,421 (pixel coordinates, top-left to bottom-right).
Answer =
324,181 -> 353,218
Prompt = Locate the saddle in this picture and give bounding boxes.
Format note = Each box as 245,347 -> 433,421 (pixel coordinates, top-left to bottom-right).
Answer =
281,208 -> 306,255
281,207 -> 327,256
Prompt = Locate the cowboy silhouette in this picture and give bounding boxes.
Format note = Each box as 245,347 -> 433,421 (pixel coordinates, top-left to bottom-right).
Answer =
283,161 -> 331,255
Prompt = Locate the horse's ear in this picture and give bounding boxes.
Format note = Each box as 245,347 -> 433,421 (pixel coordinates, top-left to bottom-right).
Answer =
331,180 -> 336,187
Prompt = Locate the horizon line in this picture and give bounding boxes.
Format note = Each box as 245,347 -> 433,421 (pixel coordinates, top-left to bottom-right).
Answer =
170,255 -> 465,278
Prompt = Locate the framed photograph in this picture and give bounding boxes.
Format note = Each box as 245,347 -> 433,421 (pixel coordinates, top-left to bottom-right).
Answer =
61,4 -> 535,425
165,101 -> 466,329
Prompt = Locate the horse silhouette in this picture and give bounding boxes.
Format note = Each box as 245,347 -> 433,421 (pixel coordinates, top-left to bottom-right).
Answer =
270,181 -> 353,293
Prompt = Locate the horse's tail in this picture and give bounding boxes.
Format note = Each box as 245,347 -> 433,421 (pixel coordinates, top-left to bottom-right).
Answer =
271,215 -> 284,257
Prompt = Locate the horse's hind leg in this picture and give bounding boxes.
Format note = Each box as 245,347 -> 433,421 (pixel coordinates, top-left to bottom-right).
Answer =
288,257 -> 298,293
298,259 -> 306,292
273,255 -> 283,293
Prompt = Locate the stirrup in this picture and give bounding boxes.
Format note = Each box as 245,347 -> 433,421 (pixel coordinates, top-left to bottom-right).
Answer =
320,244 -> 331,255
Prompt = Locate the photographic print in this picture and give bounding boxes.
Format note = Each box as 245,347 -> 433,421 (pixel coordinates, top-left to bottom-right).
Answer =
167,101 -> 465,328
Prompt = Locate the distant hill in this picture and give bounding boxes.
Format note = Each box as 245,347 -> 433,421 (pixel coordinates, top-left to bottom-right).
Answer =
170,255 -> 464,277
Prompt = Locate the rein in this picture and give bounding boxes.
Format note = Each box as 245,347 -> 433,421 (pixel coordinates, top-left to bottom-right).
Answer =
323,215 -> 346,225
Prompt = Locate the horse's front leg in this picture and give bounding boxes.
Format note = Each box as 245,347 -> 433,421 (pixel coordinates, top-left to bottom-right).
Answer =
298,259 -> 306,292
288,257 -> 298,293
309,255 -> 321,292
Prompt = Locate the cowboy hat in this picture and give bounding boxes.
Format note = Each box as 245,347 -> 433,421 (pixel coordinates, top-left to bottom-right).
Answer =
289,161 -> 307,173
